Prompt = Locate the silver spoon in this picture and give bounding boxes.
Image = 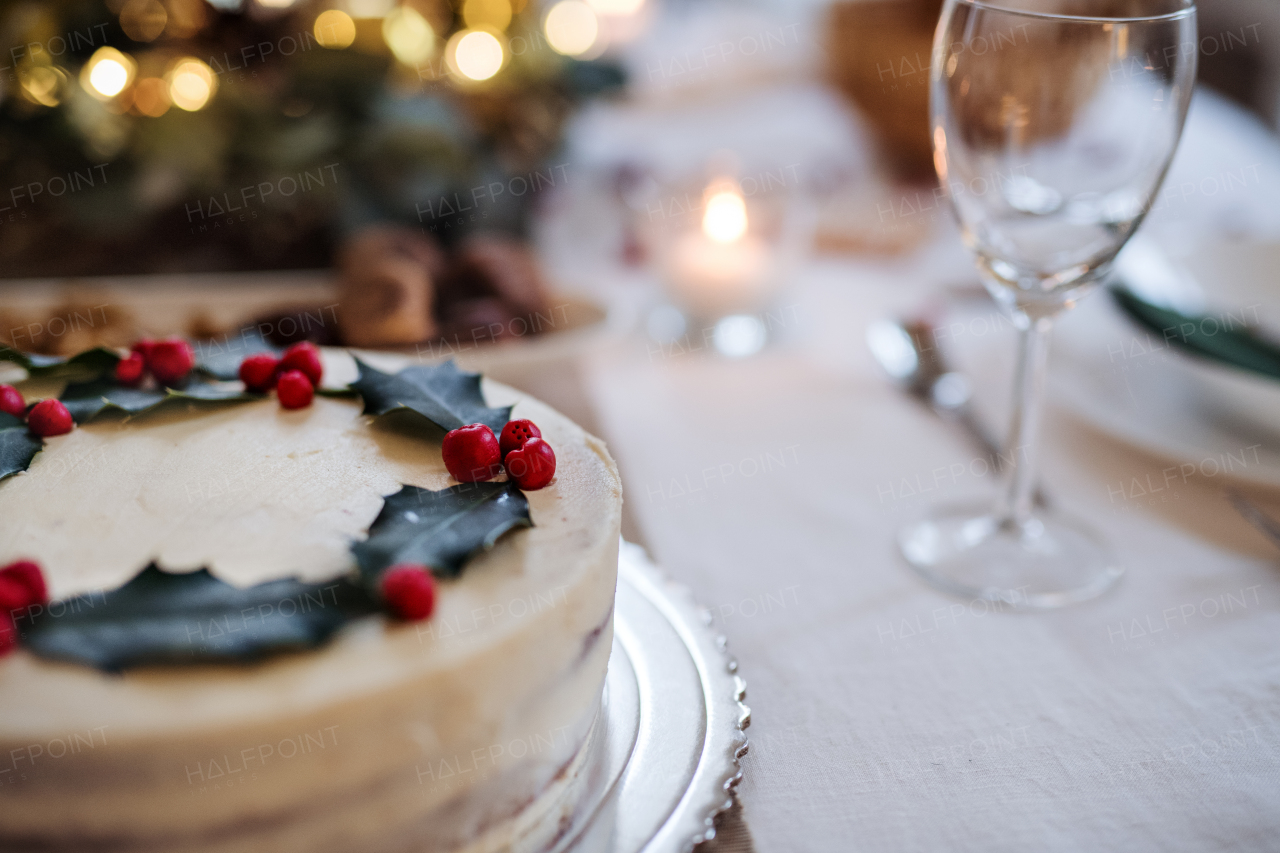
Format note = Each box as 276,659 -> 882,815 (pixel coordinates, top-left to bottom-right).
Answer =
867,317 -> 1049,507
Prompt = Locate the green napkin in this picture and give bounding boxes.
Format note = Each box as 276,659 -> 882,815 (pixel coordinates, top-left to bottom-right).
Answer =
1110,285 -> 1280,381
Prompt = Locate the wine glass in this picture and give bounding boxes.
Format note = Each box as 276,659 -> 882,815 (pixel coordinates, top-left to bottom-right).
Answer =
899,0 -> 1197,608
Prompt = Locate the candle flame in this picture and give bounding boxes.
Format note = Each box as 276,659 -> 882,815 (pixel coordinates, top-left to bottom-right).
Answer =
702,185 -> 747,244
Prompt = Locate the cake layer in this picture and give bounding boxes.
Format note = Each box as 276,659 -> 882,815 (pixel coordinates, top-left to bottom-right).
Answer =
0,352 -> 622,851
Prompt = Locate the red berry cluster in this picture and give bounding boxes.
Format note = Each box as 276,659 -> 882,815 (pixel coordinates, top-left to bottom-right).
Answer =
0,385 -> 74,438
116,337 -> 196,388
0,560 -> 49,657
237,343 -> 324,410
442,418 -> 556,490
392,419 -> 555,625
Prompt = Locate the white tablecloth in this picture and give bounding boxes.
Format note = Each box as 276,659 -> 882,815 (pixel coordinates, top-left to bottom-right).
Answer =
565,89 -> 1280,852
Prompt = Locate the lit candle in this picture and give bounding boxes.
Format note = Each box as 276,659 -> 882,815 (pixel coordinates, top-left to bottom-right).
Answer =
667,181 -> 769,319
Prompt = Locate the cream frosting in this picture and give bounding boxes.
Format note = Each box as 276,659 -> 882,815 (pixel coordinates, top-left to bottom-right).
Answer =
0,351 -> 622,851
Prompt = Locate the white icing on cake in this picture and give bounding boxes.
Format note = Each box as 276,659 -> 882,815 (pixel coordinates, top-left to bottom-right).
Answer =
0,351 -> 622,852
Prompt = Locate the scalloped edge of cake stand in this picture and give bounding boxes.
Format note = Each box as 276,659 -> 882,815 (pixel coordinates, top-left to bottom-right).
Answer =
546,540 -> 751,853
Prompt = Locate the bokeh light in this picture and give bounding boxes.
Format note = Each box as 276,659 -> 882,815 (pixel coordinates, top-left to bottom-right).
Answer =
82,48 -> 136,100
462,0 -> 512,32
166,58 -> 217,111
257,0 -> 300,8
91,61 -> 130,96
383,6 -> 436,65
712,315 -> 767,358
119,0 -> 168,42
133,77 -> 170,116
544,1 -> 598,57
446,30 -> 505,82
163,0 -> 211,38
19,65 -> 67,107
314,10 -> 357,49
346,0 -> 395,15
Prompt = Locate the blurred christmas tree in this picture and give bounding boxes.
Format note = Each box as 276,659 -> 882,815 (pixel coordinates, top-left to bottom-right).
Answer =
0,0 -> 622,276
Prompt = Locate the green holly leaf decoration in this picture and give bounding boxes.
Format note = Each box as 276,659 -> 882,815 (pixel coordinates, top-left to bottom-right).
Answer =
193,329 -> 280,381
0,412 -> 41,482
60,377 -> 260,423
20,564 -> 379,672
60,380 -> 168,422
351,359 -> 511,434
352,482 -> 532,581
316,386 -> 360,399
0,345 -> 119,381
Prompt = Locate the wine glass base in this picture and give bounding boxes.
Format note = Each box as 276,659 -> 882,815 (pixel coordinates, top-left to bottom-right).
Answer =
898,502 -> 1123,610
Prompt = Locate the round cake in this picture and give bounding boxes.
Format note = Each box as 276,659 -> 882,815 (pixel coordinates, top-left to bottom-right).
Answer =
0,350 -> 623,852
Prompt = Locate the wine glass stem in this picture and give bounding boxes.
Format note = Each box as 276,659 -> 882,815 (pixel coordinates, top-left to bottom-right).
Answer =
998,317 -> 1054,527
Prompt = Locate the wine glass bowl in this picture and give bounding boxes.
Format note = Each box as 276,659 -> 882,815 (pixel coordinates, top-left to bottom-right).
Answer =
934,0 -> 1197,319
898,0 -> 1196,608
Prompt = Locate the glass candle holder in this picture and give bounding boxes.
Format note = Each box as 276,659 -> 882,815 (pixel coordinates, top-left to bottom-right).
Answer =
642,164 -> 811,327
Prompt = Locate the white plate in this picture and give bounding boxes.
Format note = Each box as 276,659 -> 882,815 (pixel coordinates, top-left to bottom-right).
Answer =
1049,243 -> 1280,490
1160,240 -> 1280,435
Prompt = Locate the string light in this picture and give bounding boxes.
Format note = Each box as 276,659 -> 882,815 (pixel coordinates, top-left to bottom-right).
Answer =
446,29 -> 504,81
314,9 -> 357,48
164,0 -> 211,38
462,0 -> 512,32
383,7 -> 436,65
346,0 -> 395,15
119,0 -> 168,42
544,1 -> 598,56
133,77 -> 170,116
166,58 -> 216,111
81,48 -> 136,100
20,65 -> 67,107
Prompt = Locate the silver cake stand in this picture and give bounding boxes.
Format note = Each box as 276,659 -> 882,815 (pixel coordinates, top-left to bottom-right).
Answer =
550,542 -> 750,853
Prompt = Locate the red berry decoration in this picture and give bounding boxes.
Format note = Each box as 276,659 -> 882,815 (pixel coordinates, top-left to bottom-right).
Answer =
0,385 -> 24,418
499,418 -> 542,459
442,424 -> 502,482
504,436 -> 556,490
279,341 -> 323,387
0,560 -> 50,657
0,612 -> 15,657
131,338 -> 157,362
0,560 -> 48,610
114,352 -> 146,386
0,578 -> 27,613
27,399 -> 73,437
381,564 -> 436,621
148,338 -> 195,386
277,370 -> 315,409
239,353 -> 281,393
